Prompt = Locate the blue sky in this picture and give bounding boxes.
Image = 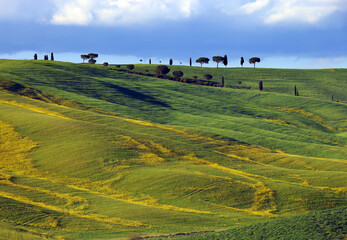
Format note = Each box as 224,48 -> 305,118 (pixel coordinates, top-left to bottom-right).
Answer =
0,0 -> 346,68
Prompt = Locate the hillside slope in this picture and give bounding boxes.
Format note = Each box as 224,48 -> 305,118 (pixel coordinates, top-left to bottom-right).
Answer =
0,60 -> 346,239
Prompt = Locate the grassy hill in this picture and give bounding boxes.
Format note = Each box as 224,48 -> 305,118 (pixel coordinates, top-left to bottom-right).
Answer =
0,59 -> 346,239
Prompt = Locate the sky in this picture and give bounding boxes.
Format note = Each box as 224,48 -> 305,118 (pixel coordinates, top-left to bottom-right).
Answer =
0,0 -> 346,68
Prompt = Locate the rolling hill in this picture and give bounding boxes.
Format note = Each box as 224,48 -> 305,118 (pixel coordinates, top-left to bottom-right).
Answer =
0,59 -> 346,239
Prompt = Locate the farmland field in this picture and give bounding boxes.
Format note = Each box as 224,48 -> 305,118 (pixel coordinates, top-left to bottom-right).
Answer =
0,59 -> 346,239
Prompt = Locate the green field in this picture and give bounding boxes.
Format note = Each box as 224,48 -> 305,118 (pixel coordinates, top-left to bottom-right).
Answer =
0,60 -> 346,239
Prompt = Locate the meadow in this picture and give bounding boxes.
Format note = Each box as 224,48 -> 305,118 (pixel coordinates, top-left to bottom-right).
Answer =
0,59 -> 346,239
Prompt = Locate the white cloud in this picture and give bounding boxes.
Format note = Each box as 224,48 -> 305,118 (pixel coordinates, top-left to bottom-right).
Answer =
50,0 -> 199,25
221,0 -> 347,25
239,0 -> 270,15
264,0 -> 343,24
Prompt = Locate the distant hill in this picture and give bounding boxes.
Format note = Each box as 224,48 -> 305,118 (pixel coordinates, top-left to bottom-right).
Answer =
0,60 -> 346,239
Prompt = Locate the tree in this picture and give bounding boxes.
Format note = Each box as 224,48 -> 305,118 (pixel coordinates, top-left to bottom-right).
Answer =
103,62 -> 109,67
249,57 -> 261,68
173,71 -> 184,79
259,81 -> 263,91
140,59 -> 143,64
127,64 -> 134,70
44,55 -> 48,60
149,59 -> 152,64
34,53 -> 37,60
237,81 -> 242,87
204,74 -> 213,81
190,57 -> 192,67
196,57 -> 209,67
221,76 -> 225,87
51,52 -> 54,61
169,59 -> 173,65
223,55 -> 228,68
241,57 -> 244,68
154,65 -> 170,76
213,56 -> 224,68
294,85 -> 299,96
88,53 -> 98,64
81,54 -> 90,63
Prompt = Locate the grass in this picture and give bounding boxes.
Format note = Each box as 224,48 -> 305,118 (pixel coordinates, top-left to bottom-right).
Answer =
0,59 -> 346,239
158,206 -> 347,240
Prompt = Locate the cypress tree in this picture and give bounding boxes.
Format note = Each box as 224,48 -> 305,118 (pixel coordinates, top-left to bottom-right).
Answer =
149,59 -> 151,64
34,53 -> 37,60
241,57 -> 244,68
51,52 -> 54,61
294,85 -> 297,96
169,59 -> 173,65
190,57 -> 192,67
221,76 -> 225,87
223,55 -> 228,68
259,81 -> 263,91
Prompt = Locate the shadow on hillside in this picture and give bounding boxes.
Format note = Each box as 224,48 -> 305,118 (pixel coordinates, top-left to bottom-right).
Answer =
102,82 -> 170,108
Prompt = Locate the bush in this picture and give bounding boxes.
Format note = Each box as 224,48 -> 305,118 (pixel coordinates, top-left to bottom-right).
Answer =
103,62 -> 108,66
204,74 -> 213,81
127,64 -> 135,70
115,65 -> 121,68
154,65 -> 170,76
173,71 -> 184,79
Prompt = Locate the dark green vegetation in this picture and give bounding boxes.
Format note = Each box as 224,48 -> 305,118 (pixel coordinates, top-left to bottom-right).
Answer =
0,59 -> 346,239
160,206 -> 347,239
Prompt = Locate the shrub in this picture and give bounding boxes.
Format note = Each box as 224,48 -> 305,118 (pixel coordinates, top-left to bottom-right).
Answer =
154,65 -> 170,76
193,76 -> 198,79
173,71 -> 184,79
115,65 -> 121,68
103,62 -> 109,67
203,74 -> 213,81
127,64 -> 135,70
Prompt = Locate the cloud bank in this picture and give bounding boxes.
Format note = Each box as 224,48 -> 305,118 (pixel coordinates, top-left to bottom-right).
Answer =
0,0 -> 345,26
50,0 -> 199,25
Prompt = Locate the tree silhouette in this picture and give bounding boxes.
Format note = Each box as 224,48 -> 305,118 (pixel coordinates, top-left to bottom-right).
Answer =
241,57 -> 244,68
81,54 -> 90,63
221,76 -> 225,87
190,57 -> 192,67
88,53 -> 98,64
249,57 -> 261,68
169,59 -> 173,65
34,53 -> 37,60
223,55 -> 228,68
213,56 -> 224,68
196,57 -> 209,67
259,81 -> 263,91
51,52 -> 54,61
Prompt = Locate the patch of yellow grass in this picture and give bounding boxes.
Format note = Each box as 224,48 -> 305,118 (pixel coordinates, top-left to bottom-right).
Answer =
184,154 -> 278,216
0,178 -> 88,208
270,107 -> 335,131
0,190 -> 145,227
0,100 -> 70,119
256,117 -> 289,125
